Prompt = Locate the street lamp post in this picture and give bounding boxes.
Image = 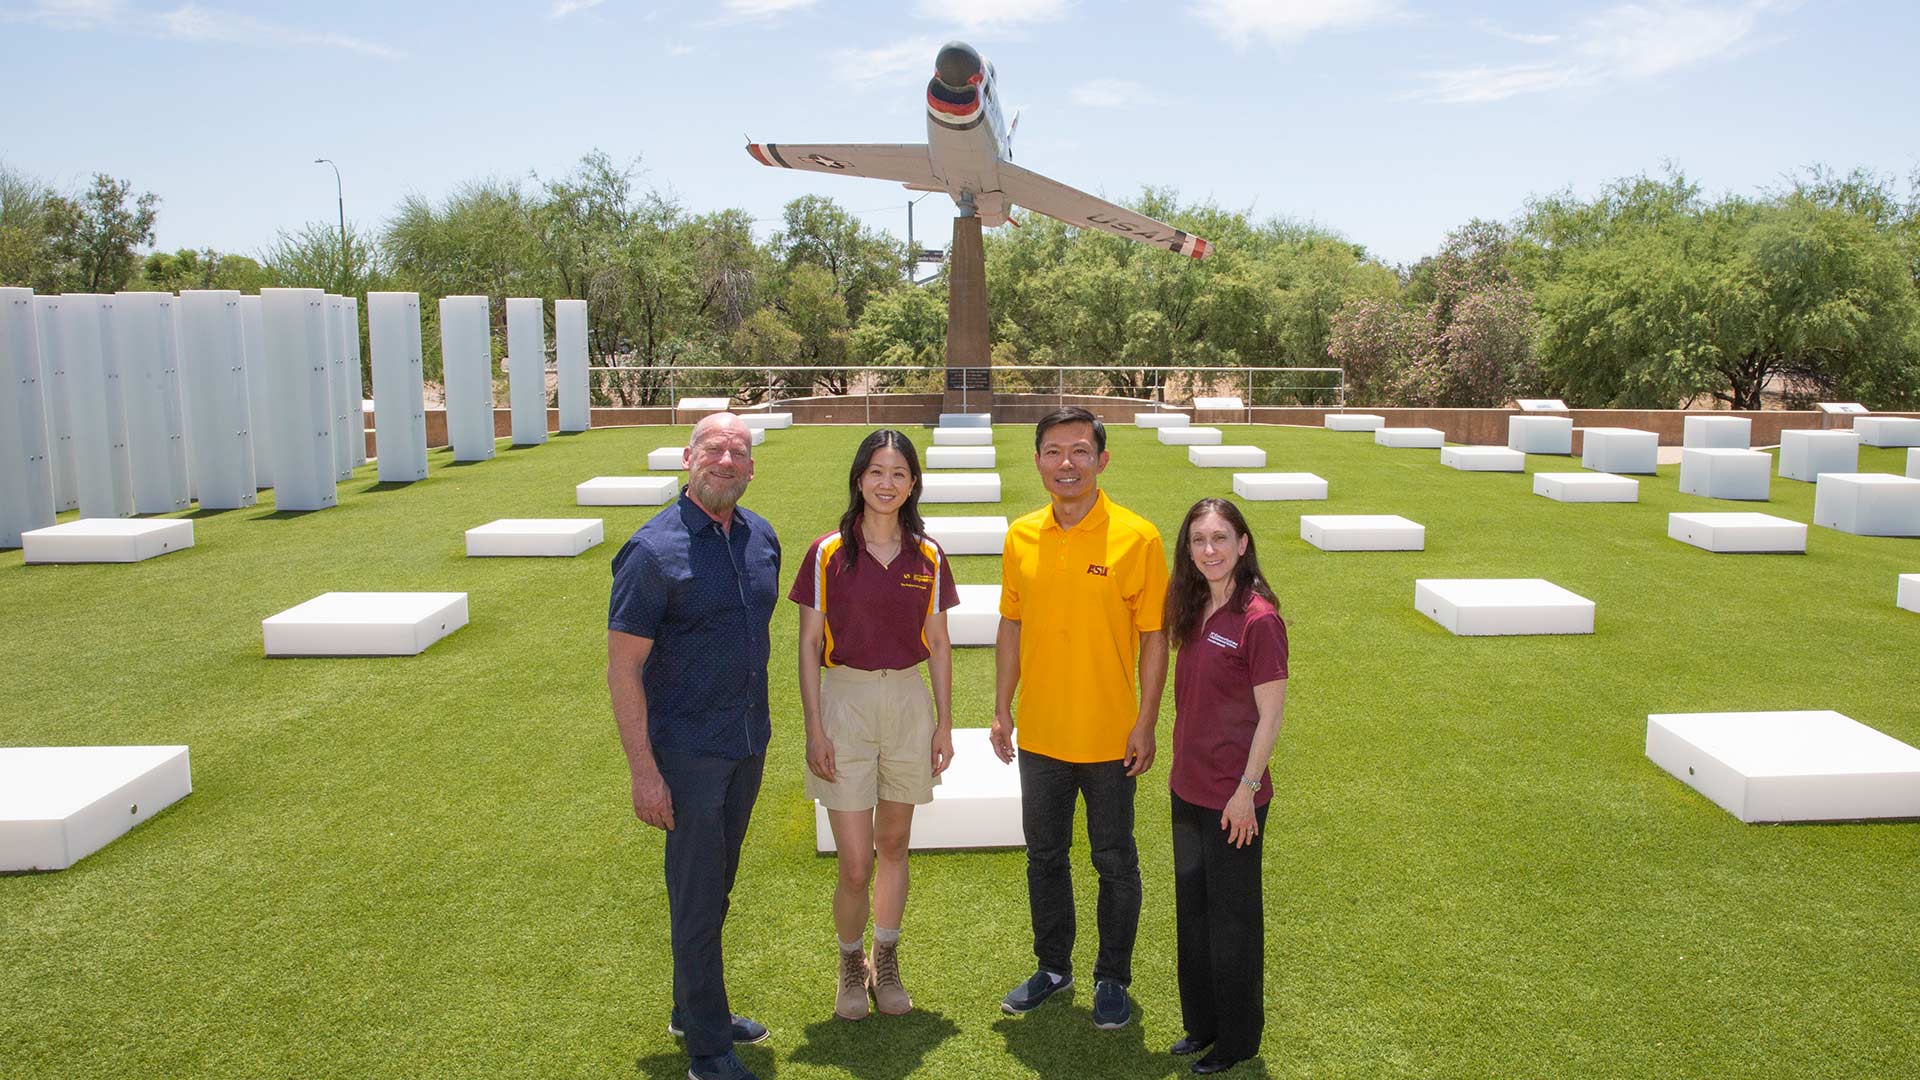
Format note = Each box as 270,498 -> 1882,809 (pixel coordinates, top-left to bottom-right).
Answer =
313,158 -> 347,296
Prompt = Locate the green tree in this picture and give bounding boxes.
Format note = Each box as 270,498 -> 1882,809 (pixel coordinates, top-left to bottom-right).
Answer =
44,173 -> 159,293
134,248 -> 271,293
0,161 -> 59,291
772,195 -> 904,324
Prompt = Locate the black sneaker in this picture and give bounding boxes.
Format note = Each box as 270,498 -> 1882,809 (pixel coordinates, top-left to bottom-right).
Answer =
687,1051 -> 759,1080
1000,969 -> 1073,1014
1091,980 -> 1132,1029
667,1012 -> 770,1045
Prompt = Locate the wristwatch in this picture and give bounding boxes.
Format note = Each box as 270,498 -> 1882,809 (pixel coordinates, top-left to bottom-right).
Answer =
1240,776 -> 1261,793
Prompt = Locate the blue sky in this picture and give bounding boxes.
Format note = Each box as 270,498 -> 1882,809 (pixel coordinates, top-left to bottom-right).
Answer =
2,0 -> 1916,268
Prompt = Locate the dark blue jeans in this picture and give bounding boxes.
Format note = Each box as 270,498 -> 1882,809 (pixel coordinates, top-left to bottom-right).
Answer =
656,748 -> 764,1061
1018,748 -> 1141,986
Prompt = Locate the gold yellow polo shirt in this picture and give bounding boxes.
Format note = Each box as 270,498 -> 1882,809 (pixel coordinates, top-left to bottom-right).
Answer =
998,489 -> 1168,762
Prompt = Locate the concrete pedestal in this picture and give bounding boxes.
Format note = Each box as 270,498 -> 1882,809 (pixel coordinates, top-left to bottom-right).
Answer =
647,447 -> 684,471
263,592 -> 469,657
939,413 -> 992,428
1508,415 -> 1572,455
815,729 -> 1021,851
22,519 -> 193,564
1442,446 -> 1524,472
1189,446 -> 1266,468
1777,429 -> 1859,482
742,412 -> 792,429
1,287 -> 56,546
1897,574 -> 1918,614
925,446 -> 996,469
1667,512 -> 1806,553
1533,472 -> 1638,503
1683,416 -> 1752,449
1581,428 -> 1659,474
1679,448 -> 1771,501
1325,414 -> 1384,432
1646,710 -> 1920,822
1300,515 -> 1424,551
465,519 -> 604,557
0,746 -> 192,871
1374,427 -> 1444,449
1812,473 -> 1920,536
1135,413 -> 1190,429
1232,473 -> 1327,501
924,516 -> 1007,555
1414,578 -> 1595,636
933,428 -> 992,446
677,397 -> 730,418
1852,416 -> 1920,447
506,298 -> 548,446
554,299 -> 590,433
947,584 -> 1001,646
1158,427 -> 1221,446
438,296 -> 495,463
366,292 -> 429,483
577,476 -> 677,506
920,473 -> 1000,503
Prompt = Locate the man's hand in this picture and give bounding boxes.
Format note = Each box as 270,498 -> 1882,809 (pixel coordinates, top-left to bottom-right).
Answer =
989,710 -> 1016,764
1123,722 -> 1156,777
931,727 -> 955,776
806,730 -> 838,783
631,766 -> 675,831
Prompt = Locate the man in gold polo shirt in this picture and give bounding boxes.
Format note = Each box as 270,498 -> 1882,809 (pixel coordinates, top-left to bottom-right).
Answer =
989,406 -> 1170,1031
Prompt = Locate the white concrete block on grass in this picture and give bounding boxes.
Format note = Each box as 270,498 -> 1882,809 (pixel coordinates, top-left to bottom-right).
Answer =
816,728 -> 1021,851
1189,446 -> 1265,468
1667,512 -> 1806,554
1898,574 -> 1918,614
1581,427 -> 1659,474
1683,416 -> 1752,449
1508,415 -> 1572,455
1777,429 -> 1859,483
1414,579 -> 1595,636
465,519 -> 604,557
947,584 -> 1001,646
1852,416 -> 1920,448
0,746 -> 192,871
1300,515 -> 1424,551
933,427 -> 992,446
924,516 -> 1007,556
1533,472 -> 1638,503
750,428 -> 766,447
1158,426 -> 1222,446
1812,473 -> 1920,536
1646,710 -> 1920,823
741,412 -> 792,430
1679,448 -> 1771,501
1910,448 -> 1919,478
1193,395 -> 1243,411
920,473 -> 1000,503
263,592 -> 469,657
1442,446 -> 1524,472
577,476 -> 677,506
1135,413 -> 1190,429
23,519 -> 193,564
676,397 -> 730,416
1374,427 -> 1445,449
939,413 -> 991,428
1233,473 -> 1327,501
647,447 -> 685,471
1325,413 -> 1384,432
925,446 -> 996,469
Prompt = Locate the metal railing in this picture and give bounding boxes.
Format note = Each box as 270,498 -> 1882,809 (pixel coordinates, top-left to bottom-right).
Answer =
584,364 -> 1345,422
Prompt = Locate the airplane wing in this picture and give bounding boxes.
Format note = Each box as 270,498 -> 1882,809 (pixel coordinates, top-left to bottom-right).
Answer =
746,142 -> 940,189
996,162 -> 1212,259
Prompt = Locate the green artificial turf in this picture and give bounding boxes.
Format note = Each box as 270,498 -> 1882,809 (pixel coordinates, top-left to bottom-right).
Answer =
3,424 -> 1917,1079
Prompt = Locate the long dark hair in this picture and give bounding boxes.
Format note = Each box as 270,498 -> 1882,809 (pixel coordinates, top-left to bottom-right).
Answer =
1165,498 -> 1277,650
835,429 -> 926,573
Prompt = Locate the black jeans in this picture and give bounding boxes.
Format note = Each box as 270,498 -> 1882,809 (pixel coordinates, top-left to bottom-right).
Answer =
656,748 -> 765,1060
1170,790 -> 1268,1060
1018,748 -> 1141,986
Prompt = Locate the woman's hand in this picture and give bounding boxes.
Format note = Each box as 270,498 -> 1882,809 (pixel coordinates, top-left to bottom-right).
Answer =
930,726 -> 954,776
806,730 -> 837,783
1220,787 -> 1259,848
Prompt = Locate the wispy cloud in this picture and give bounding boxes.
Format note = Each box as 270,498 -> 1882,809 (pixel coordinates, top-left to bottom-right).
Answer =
550,0 -> 604,18
1413,1 -> 1780,104
668,42 -> 695,56
720,0 -> 815,20
1069,78 -> 1164,108
1190,0 -> 1400,47
915,0 -> 1069,33
1,0 -> 402,57
1477,19 -> 1560,45
831,35 -> 941,86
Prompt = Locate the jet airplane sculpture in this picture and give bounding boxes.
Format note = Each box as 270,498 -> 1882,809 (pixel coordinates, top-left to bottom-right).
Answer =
748,41 -> 1212,259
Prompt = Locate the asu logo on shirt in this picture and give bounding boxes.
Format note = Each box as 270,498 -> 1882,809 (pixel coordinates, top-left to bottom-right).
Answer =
1086,564 -> 1110,577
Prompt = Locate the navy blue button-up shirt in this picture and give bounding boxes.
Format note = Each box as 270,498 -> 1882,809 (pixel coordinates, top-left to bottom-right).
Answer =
608,490 -> 781,759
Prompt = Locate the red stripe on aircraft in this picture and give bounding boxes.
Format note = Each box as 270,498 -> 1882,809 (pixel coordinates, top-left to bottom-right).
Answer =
1191,238 -> 1211,259
926,91 -> 979,117
746,144 -> 774,167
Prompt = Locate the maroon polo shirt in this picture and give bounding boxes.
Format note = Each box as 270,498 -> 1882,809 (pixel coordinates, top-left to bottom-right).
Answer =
1171,593 -> 1289,810
789,530 -> 961,670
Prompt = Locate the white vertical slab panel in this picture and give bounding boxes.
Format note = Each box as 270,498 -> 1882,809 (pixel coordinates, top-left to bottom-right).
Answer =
321,296 -> 353,481
176,290 -> 258,509
554,298 -> 589,433
47,295 -> 134,518
238,295 -> 272,489
340,297 -> 367,468
112,292 -> 191,513
258,289 -> 337,512
1,288 -> 57,546
439,295 -> 495,462
32,298 -> 79,511
506,297 -> 547,446
366,292 -> 429,483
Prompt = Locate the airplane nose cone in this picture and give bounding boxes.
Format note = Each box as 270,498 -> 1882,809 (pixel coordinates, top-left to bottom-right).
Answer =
934,41 -> 983,89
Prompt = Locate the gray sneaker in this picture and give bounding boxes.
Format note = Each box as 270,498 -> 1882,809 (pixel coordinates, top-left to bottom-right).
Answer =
1001,969 -> 1073,1014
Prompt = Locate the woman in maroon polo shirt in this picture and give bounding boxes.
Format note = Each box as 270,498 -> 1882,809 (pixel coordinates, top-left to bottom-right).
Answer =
1163,497 -> 1289,1075
790,429 -> 961,1023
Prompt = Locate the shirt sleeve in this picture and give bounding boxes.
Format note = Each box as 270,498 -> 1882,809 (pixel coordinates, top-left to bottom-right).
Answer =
608,538 -> 666,638
997,528 -> 1022,620
787,536 -> 823,609
1132,527 -> 1170,633
1244,610 -> 1289,683
934,545 -> 961,613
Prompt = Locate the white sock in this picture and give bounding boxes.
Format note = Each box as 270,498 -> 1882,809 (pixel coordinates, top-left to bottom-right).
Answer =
1046,971 -> 1064,985
874,927 -> 901,947
840,937 -> 863,954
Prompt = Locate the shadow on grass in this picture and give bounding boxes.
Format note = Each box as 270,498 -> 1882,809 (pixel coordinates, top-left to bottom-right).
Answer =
247,508 -> 331,521
788,1009 -> 960,1079
635,1041 -> 779,1080
182,507 -> 246,520
439,458 -> 495,468
992,998 -> 1261,1079
358,481 -> 423,495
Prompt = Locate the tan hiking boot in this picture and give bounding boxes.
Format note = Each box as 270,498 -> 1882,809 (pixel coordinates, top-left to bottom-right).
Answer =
870,940 -> 912,1016
835,948 -> 871,1021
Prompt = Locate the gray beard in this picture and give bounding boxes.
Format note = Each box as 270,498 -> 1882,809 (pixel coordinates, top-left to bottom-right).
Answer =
690,475 -> 746,516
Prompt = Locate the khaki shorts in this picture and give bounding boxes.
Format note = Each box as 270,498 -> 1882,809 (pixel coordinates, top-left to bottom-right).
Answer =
808,664 -> 941,811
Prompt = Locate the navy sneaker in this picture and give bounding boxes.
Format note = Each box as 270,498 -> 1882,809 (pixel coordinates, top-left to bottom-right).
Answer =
1092,980 -> 1132,1029
687,1051 -> 759,1080
667,1012 -> 770,1045
1000,969 -> 1073,1014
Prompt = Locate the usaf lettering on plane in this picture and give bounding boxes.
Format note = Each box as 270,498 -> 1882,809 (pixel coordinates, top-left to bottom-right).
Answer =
746,40 -> 1213,261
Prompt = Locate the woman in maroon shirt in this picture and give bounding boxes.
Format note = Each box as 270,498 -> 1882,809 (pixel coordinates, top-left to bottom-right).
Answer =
790,429 -> 960,1023
1163,497 -> 1289,1075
